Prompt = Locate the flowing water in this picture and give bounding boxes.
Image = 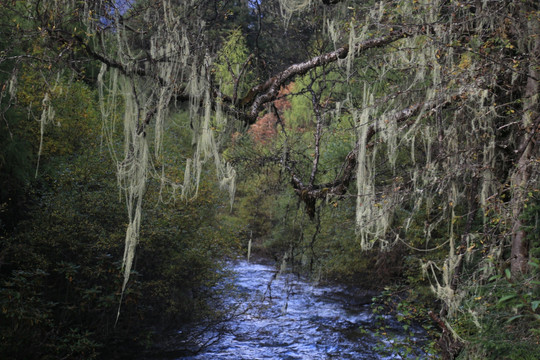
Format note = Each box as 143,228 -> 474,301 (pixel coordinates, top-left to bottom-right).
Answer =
172,260 -> 429,359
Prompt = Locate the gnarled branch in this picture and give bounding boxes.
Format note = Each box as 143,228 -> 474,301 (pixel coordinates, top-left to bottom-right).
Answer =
239,30 -> 410,123
287,95 -> 455,217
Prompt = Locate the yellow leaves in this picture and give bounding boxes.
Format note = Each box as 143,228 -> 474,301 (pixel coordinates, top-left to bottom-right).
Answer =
458,53 -> 472,70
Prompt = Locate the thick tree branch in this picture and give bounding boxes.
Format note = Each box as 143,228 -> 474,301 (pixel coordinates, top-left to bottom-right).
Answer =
239,30 -> 410,123
48,24 -> 411,129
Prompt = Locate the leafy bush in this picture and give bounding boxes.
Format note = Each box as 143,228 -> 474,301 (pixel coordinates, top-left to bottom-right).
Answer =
0,145 -> 239,358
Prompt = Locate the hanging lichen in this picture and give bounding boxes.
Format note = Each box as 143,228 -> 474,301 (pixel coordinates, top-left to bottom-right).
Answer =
278,0 -> 312,28
35,92 -> 56,178
27,1 -> 535,336
77,1 -> 239,316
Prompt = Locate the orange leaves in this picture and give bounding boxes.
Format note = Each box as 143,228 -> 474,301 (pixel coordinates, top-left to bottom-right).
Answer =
273,83 -> 294,112
248,84 -> 293,145
248,112 -> 278,145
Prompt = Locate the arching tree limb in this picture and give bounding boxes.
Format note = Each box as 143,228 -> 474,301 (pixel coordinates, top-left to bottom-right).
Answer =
240,30 -> 410,123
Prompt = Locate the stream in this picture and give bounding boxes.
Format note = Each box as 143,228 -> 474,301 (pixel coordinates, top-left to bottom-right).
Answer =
169,260 -> 429,359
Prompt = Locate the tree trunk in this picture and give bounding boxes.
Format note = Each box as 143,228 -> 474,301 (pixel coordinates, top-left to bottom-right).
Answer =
510,11 -> 539,276
511,141 -> 534,275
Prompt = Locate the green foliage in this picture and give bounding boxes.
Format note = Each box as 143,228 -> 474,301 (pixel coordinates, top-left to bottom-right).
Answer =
522,190 -> 540,259
443,191 -> 540,359
0,107 -> 34,231
137,176 -> 240,324
214,28 -> 254,100
1,62 -> 100,233
452,277 -> 540,359
370,285 -> 440,359
0,142 -> 240,358
0,80 -> 240,359
0,150 -> 124,359
16,66 -> 100,157
283,80 -> 315,130
445,244 -> 540,360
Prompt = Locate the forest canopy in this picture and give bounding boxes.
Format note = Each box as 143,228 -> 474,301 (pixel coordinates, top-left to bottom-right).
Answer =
0,0 -> 539,359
